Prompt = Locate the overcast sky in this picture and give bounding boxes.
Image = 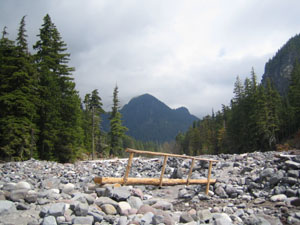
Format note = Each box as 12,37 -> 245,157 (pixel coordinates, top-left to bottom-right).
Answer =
1,0 -> 300,117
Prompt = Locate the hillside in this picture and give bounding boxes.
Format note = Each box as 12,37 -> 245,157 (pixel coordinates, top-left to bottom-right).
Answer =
261,33 -> 300,95
102,94 -> 198,142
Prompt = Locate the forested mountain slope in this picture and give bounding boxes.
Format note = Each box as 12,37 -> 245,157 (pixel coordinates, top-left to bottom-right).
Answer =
102,94 -> 198,143
261,33 -> 300,95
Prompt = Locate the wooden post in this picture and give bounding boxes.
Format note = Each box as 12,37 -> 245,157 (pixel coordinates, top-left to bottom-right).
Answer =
186,158 -> 195,185
123,152 -> 134,184
159,155 -> 168,187
205,161 -> 213,195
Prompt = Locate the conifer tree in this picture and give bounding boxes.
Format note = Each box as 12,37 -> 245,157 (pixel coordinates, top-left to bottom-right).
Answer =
34,14 -> 82,162
109,85 -> 127,156
83,89 -> 104,159
0,17 -> 38,160
288,61 -> 300,130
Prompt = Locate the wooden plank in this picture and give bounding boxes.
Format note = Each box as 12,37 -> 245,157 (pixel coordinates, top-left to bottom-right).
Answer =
126,148 -> 218,162
123,152 -> 134,184
186,158 -> 195,185
94,177 -> 217,186
159,156 -> 168,187
205,161 -> 213,195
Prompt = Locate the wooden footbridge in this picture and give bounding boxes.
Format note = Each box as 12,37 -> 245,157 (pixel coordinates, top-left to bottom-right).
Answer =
94,148 -> 218,195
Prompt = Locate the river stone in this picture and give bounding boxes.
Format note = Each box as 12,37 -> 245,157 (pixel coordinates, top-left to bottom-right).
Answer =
128,196 -> 143,209
48,202 -> 66,216
0,200 -> 17,215
95,196 -> 118,207
105,186 -> 131,201
215,186 -> 228,198
16,181 -> 31,190
42,216 -> 57,225
101,203 -> 117,215
285,160 -> 300,169
3,183 -> 16,191
180,212 -> 194,223
74,202 -> 89,216
25,190 -> 38,203
152,200 -> 173,210
9,189 -> 28,202
42,178 -> 60,189
270,194 -> 287,202
213,213 -> 232,225
141,212 -> 154,225
62,183 -> 75,194
197,209 -> 212,222
137,204 -> 156,215
260,168 -> 274,179
117,201 -> 131,215
72,216 -> 94,225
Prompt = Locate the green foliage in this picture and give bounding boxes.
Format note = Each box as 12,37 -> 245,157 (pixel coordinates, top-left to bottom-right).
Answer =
82,89 -> 104,159
109,85 -> 128,156
176,68 -> 286,155
0,17 -> 38,161
33,14 -> 82,162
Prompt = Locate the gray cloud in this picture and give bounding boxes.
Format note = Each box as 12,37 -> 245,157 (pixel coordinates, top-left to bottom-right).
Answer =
1,0 -> 300,117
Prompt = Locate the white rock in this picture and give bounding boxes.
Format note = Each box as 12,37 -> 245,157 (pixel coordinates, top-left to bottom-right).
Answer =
270,194 -> 287,202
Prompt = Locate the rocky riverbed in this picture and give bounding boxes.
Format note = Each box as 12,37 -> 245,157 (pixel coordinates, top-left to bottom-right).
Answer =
0,150 -> 300,225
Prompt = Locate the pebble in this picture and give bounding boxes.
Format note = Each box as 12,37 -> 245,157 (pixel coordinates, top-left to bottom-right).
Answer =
0,151 -> 299,224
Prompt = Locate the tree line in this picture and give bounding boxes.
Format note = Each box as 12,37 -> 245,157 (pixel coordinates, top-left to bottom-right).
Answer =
176,66 -> 300,155
0,15 -> 150,162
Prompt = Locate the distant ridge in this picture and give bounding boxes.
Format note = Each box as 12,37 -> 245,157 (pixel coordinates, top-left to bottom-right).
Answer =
261,33 -> 300,95
102,93 -> 198,143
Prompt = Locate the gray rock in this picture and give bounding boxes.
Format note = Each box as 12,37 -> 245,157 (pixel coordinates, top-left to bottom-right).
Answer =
260,168 -> 274,179
117,201 -> 131,215
2,183 -> 16,191
128,196 -> 143,209
197,209 -> 212,222
180,212 -> 194,223
9,189 -> 28,202
42,216 -> 57,225
285,160 -> 300,169
25,190 -> 38,203
270,194 -> 287,202
0,200 -> 17,215
48,203 -> 66,217
287,170 -> 299,178
105,186 -> 131,201
74,202 -> 89,216
101,203 -> 117,215
225,185 -> 238,197
117,216 -> 128,225
15,181 -> 31,190
152,200 -> 173,211
137,204 -> 156,214
95,196 -> 118,207
72,216 -> 94,225
215,186 -> 228,198
62,183 -> 75,194
213,213 -> 232,225
42,178 -> 61,189
141,212 -> 154,225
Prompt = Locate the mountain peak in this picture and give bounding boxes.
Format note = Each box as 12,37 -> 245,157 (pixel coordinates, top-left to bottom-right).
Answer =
120,94 -> 198,142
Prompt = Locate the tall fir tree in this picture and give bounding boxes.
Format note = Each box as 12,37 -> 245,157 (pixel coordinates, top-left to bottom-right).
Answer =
83,89 -> 104,159
34,14 -> 82,162
288,61 -> 300,130
0,17 -> 38,160
109,85 -> 127,156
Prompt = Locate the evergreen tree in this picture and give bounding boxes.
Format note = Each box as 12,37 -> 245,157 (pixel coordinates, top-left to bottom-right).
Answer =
109,85 -> 127,156
83,89 -> 104,159
288,61 -> 300,130
0,17 -> 38,160
34,14 -> 82,162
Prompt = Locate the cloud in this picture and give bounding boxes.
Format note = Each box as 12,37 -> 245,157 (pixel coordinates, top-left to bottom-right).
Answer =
1,0 -> 300,117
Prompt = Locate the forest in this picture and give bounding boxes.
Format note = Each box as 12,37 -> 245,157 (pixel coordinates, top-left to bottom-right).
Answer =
176,66 -> 300,156
0,15 -> 160,162
1,15 -> 300,162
